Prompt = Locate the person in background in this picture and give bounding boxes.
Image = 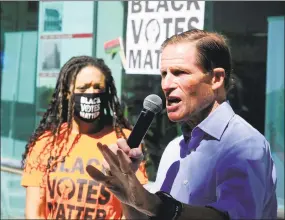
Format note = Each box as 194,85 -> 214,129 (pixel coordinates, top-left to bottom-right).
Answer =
86,29 -> 277,220
21,56 -> 148,219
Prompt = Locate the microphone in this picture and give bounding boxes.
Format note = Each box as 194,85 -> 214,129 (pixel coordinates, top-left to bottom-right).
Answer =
127,94 -> 163,149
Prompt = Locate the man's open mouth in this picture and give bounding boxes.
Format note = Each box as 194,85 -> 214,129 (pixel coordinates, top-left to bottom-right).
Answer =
167,97 -> 182,106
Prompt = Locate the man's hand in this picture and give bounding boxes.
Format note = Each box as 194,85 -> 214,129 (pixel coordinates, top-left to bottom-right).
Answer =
86,142 -> 227,220
116,138 -> 144,172
99,138 -> 144,176
86,142 -> 149,209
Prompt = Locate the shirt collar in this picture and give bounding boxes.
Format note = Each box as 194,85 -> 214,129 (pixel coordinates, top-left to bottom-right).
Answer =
198,101 -> 235,140
181,101 -> 235,141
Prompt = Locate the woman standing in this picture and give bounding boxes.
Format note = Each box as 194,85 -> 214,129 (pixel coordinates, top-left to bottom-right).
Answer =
21,56 -> 148,219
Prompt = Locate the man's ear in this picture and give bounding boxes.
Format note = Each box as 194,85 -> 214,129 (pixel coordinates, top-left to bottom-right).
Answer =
211,68 -> 225,90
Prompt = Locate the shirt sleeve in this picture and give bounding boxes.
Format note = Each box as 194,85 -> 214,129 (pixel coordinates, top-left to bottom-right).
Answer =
21,135 -> 50,187
206,136 -> 277,219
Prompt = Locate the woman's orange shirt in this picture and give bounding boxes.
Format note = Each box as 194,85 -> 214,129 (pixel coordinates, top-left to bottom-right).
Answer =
21,127 -> 148,219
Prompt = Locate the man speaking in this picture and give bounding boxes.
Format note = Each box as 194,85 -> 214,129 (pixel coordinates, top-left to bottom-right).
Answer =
87,29 -> 277,220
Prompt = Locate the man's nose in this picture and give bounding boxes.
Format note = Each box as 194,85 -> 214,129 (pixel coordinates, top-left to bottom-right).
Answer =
161,73 -> 174,92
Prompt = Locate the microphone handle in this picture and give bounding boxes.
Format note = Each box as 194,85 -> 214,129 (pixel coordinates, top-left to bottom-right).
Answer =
127,109 -> 155,149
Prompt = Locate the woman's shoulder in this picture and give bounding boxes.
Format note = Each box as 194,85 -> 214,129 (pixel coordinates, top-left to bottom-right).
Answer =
37,130 -> 53,141
35,123 -> 68,144
94,127 -> 132,142
100,126 -> 131,135
27,131 -> 53,155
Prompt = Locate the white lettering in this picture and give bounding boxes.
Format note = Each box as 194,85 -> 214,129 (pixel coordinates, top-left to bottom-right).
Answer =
80,112 -> 100,119
81,104 -> 100,113
80,97 -> 101,105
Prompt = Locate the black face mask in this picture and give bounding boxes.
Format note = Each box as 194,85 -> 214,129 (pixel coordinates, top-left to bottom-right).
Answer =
74,93 -> 107,123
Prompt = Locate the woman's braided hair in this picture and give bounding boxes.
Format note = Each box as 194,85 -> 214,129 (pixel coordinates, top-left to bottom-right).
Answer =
21,56 -> 131,169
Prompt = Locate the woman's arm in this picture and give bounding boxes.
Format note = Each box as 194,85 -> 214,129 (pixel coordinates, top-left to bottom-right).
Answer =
25,186 -> 46,219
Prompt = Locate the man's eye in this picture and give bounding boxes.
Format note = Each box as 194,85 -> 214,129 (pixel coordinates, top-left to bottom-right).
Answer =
173,70 -> 186,75
161,71 -> 167,77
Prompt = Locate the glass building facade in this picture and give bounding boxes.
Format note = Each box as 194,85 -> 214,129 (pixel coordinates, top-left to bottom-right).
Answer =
1,1 -> 284,218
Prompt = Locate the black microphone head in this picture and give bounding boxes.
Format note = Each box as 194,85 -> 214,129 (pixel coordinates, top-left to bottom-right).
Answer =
143,94 -> 163,114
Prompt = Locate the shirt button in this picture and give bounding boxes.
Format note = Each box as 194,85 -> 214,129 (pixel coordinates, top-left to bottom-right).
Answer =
183,180 -> 188,185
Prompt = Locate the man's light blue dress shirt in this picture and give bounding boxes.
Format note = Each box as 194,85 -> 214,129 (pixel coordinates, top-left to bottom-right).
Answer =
150,102 -> 277,219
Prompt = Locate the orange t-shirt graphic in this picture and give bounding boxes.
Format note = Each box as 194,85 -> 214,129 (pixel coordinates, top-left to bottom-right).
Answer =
21,126 -> 148,219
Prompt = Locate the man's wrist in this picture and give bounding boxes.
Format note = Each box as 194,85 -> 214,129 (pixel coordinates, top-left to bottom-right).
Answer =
147,191 -> 183,220
135,189 -> 162,217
